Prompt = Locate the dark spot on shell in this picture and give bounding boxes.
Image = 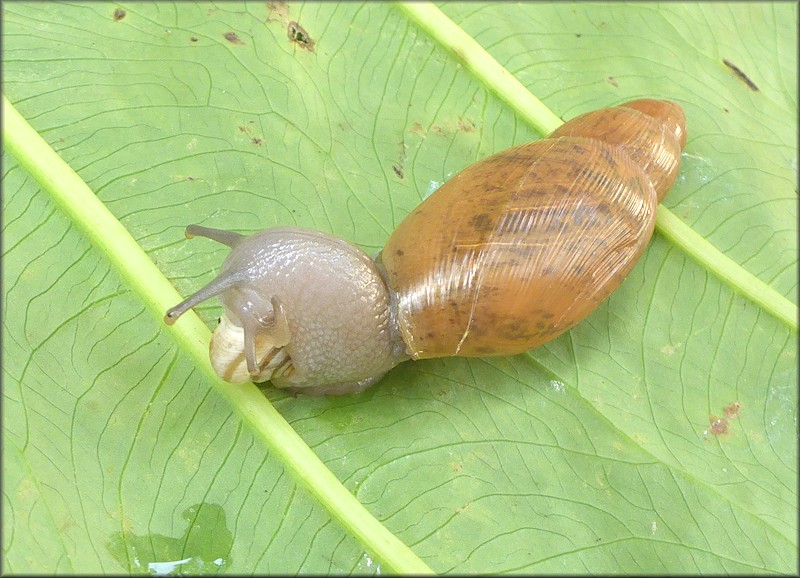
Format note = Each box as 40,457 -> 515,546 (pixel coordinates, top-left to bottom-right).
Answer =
393,164 -> 404,179
597,144 -> 617,167
469,323 -> 487,337
426,332 -> 435,338
288,21 -> 315,50
224,32 -> 245,45
569,142 -> 590,155
469,213 -> 492,231
395,249 -> 404,256
499,319 -> 535,341
474,346 -> 497,355
113,8 -> 126,21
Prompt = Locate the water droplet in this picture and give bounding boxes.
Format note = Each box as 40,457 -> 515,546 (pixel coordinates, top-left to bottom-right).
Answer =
425,180 -> 443,199
148,556 -> 193,575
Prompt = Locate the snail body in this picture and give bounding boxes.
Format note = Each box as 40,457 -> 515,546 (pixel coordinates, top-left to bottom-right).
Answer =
165,99 -> 686,395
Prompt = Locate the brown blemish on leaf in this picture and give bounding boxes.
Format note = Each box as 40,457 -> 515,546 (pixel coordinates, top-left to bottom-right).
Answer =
409,122 -> 425,135
723,59 -> 759,91
59,517 -> 76,533
173,175 -> 201,183
224,31 -> 245,45
288,21 -> 315,51
705,402 -> 742,439
252,137 -> 262,145
724,401 -> 742,419
113,8 -> 126,21
457,118 -> 476,132
708,415 -> 728,436
267,1 -> 289,23
607,76 -> 618,88
393,140 -> 408,179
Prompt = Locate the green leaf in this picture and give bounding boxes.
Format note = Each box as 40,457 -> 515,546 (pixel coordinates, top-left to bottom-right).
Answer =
3,1 -> 796,574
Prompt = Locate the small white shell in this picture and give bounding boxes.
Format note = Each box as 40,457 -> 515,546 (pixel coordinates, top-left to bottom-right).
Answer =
209,315 -> 292,384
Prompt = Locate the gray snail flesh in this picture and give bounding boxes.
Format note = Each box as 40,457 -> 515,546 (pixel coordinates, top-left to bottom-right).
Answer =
164,99 -> 686,396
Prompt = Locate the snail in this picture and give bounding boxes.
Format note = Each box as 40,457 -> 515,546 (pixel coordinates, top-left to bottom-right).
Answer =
165,99 -> 686,396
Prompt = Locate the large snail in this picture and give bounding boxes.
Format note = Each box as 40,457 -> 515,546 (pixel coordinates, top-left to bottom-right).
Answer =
165,99 -> 686,396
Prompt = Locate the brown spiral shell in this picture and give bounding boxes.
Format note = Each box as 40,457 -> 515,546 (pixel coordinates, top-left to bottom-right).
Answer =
378,99 -> 686,359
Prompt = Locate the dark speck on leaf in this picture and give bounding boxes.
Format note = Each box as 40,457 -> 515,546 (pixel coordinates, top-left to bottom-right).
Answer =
190,36 -> 198,42
224,32 -> 245,45
113,8 -> 126,21
392,164 -> 404,179
722,58 -> 759,91
288,20 -> 315,50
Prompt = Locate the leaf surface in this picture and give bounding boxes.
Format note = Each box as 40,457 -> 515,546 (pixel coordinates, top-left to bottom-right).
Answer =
3,2 -> 797,574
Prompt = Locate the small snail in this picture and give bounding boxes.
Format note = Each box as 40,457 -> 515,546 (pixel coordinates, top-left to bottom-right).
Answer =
165,99 -> 686,396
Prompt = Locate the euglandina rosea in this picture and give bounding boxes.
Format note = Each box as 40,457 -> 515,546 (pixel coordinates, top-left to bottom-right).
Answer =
165,99 -> 686,395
